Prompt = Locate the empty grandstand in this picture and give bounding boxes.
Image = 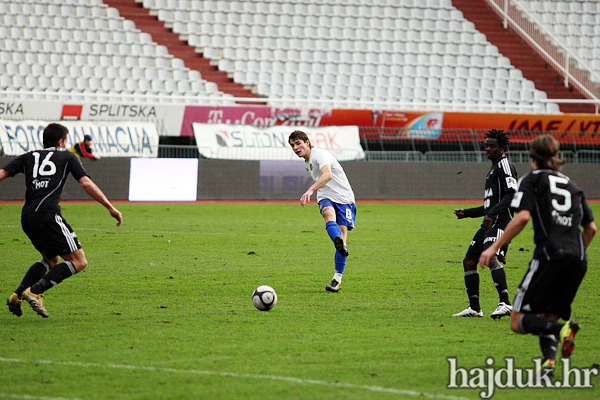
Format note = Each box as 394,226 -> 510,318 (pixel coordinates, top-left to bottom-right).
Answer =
1,0 -> 598,113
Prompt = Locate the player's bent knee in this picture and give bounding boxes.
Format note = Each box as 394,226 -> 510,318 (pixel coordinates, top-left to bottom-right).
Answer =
462,258 -> 477,271
65,249 -> 88,272
321,207 -> 336,221
74,258 -> 88,272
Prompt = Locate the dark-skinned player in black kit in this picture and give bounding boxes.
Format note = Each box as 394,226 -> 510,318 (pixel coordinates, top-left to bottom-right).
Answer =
453,129 -> 518,319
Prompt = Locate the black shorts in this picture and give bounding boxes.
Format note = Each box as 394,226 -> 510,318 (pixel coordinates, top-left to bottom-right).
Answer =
513,256 -> 587,320
465,226 -> 510,264
21,212 -> 82,259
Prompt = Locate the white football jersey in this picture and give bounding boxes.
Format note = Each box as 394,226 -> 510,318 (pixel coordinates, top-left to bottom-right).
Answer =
306,148 -> 355,204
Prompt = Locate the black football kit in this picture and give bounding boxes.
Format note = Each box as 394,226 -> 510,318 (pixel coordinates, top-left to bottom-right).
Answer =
511,169 -> 595,319
3,148 -> 89,257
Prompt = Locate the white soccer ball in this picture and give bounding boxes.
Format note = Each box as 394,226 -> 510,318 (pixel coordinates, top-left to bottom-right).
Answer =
252,285 -> 277,311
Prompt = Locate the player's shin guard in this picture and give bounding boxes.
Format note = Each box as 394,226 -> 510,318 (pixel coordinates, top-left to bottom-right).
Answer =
30,261 -> 77,294
16,260 -> 50,298
335,251 -> 346,275
325,221 -> 342,242
464,270 -> 481,312
491,264 -> 510,304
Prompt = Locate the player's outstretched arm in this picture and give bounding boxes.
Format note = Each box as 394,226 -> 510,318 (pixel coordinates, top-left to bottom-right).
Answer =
79,176 -> 122,226
457,206 -> 485,219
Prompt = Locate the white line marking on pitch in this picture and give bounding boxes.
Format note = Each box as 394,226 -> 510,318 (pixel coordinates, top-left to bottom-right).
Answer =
0,394 -> 83,400
0,358 -> 470,400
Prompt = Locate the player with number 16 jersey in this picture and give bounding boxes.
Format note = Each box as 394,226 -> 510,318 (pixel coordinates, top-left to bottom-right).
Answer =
1,123 -> 121,318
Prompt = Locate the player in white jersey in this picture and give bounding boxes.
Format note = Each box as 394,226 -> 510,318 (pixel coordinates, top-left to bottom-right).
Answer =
289,130 -> 356,292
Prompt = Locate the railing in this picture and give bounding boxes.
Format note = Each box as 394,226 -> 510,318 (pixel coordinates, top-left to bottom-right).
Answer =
3,143 -> 598,163
154,145 -> 600,164
362,128 -> 600,149
485,0 -> 600,105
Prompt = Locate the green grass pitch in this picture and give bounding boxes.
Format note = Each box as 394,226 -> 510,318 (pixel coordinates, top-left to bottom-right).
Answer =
0,201 -> 598,400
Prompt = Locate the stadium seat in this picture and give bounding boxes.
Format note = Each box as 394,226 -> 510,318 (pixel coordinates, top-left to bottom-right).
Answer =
0,0 -> 554,111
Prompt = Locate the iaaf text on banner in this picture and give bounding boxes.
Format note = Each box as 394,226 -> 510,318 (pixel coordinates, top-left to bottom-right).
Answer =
0,120 -> 159,158
192,123 -> 365,161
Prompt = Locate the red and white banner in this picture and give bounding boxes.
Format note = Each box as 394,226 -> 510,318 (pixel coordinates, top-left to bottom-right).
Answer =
0,120 -> 159,157
192,123 -> 365,160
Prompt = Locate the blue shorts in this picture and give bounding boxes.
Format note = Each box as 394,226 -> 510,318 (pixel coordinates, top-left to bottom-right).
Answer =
318,199 -> 356,230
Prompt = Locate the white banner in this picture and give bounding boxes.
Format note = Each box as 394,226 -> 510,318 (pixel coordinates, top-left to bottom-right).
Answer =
0,120 -> 159,158
192,124 -> 365,161
0,99 -> 185,137
129,158 -> 198,201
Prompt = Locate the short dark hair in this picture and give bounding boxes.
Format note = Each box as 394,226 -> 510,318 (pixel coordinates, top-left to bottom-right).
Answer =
485,129 -> 510,150
530,134 -> 565,171
288,130 -> 312,148
43,123 -> 69,148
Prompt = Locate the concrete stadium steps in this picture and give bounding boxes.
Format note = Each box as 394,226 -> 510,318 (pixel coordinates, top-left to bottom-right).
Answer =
452,0 -> 594,114
103,0 -> 259,99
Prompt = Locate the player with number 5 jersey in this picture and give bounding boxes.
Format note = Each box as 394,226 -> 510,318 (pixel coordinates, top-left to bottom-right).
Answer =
1,123 -> 122,318
480,134 -> 595,376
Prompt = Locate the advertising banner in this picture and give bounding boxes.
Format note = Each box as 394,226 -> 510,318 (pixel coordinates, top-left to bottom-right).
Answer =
192,123 -> 365,161
440,111 -> 600,133
182,105 -> 335,136
313,109 -> 600,134
0,99 -> 185,137
182,105 -> 273,136
64,102 -> 184,137
0,120 -> 159,157
0,100 -> 62,120
182,104 -> 600,141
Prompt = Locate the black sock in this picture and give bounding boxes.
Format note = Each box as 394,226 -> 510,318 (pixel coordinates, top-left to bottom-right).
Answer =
491,265 -> 511,304
539,334 -> 558,362
519,314 -> 563,336
465,270 -> 480,311
30,261 -> 77,294
16,260 -> 50,298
